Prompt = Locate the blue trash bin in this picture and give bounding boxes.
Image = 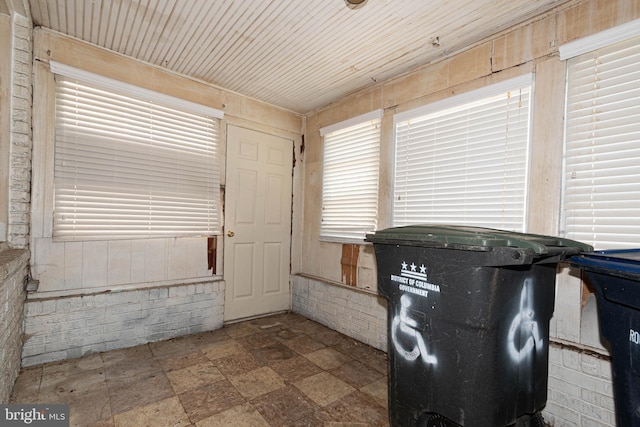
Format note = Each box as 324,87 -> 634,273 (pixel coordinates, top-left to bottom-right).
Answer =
570,249 -> 640,427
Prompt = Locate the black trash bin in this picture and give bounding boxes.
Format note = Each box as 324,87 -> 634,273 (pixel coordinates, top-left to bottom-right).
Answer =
366,225 -> 592,427
570,249 -> 640,427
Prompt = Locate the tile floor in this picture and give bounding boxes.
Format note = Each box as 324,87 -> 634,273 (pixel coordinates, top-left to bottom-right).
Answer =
10,312 -> 390,427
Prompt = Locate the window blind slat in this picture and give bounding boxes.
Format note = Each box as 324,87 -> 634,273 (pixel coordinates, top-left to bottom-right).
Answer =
393,76 -> 532,231
321,116 -> 381,242
562,34 -> 640,250
53,75 -> 221,240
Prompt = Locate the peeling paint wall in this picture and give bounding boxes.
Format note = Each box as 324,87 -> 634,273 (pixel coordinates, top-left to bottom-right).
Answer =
297,0 -> 640,325
24,29 -> 304,365
30,28 -> 303,298
294,1 -> 640,425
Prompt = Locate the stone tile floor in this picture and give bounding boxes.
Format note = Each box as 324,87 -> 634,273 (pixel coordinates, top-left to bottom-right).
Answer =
10,312 -> 390,426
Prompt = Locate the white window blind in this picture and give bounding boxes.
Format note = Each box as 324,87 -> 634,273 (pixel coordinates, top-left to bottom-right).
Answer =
561,34 -> 640,250
393,75 -> 532,231
320,110 -> 382,242
53,69 -> 223,240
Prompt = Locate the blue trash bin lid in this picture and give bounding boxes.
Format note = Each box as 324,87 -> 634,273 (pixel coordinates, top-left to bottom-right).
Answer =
570,249 -> 640,278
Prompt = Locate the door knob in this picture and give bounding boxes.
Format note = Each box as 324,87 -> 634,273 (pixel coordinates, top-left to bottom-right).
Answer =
227,230 -> 235,237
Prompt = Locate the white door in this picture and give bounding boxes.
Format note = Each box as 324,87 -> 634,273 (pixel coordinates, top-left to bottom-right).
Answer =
224,125 -> 293,322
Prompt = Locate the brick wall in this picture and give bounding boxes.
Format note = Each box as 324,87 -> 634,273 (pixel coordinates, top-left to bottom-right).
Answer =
291,274 -> 388,352
0,249 -> 29,403
21,280 -> 225,366
8,13 -> 33,249
544,344 -> 616,427
0,8 -> 33,404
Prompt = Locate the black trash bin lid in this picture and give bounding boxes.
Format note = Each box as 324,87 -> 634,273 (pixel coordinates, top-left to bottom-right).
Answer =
570,249 -> 640,279
366,224 -> 593,256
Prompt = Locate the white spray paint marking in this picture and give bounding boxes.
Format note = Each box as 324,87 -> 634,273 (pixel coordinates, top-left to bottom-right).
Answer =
391,293 -> 438,365
507,278 -> 543,363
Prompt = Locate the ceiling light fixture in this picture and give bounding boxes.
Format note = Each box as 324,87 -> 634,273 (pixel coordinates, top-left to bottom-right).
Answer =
345,0 -> 367,7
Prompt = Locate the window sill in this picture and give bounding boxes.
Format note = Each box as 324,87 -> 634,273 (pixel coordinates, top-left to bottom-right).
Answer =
26,276 -> 223,300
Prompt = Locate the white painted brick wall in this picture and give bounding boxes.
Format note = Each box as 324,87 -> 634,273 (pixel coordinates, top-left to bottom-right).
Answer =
21,280 -> 225,366
543,343 -> 616,426
0,9 -> 32,402
291,274 -> 618,427
8,14 -> 33,249
291,274 -> 388,352
0,249 -> 29,403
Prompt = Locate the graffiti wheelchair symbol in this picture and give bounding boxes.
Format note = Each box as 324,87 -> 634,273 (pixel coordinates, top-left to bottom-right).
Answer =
507,278 -> 544,363
391,293 -> 438,365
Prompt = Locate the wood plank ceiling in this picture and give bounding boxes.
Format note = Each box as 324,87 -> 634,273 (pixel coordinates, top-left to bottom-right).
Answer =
29,0 -> 572,114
